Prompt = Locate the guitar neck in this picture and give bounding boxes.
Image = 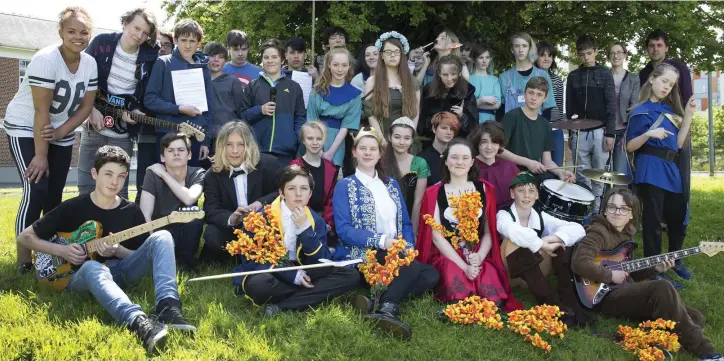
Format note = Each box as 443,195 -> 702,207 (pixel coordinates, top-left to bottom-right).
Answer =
85,217 -> 172,253
619,247 -> 701,273
109,108 -> 180,130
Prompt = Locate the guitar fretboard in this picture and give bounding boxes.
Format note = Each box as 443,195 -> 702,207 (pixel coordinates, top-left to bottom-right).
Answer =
618,247 -> 701,272
107,107 -> 180,130
85,216 -> 172,253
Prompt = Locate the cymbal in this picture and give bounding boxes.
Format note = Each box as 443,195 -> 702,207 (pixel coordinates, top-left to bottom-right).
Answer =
551,119 -> 604,130
581,169 -> 633,185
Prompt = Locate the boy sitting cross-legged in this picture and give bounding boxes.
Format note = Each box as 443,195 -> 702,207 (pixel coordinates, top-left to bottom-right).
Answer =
17,146 -> 195,352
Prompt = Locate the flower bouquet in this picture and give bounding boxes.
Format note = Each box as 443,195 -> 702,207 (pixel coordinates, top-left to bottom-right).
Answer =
443,295 -> 504,330
507,305 -> 568,353
617,319 -> 680,361
358,236 -> 418,310
226,205 -> 288,265
423,191 -> 483,251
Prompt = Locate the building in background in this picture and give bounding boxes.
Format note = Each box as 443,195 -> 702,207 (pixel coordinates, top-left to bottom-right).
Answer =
0,13 -> 114,186
693,70 -> 722,111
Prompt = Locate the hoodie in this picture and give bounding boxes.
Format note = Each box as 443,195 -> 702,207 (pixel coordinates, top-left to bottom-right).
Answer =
209,72 -> 244,137
144,47 -> 213,146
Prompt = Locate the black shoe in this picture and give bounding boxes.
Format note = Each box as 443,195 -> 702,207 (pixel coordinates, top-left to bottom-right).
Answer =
264,304 -> 282,318
130,314 -> 168,352
376,301 -> 402,319
17,262 -> 32,275
364,312 -> 412,340
352,294 -> 373,314
152,298 -> 196,332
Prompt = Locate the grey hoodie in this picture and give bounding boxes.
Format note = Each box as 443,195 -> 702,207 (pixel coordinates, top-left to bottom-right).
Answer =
210,72 -> 244,137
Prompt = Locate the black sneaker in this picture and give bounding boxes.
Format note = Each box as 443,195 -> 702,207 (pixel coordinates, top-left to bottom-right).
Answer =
130,314 -> 168,352
152,298 -> 197,332
264,304 -> 282,318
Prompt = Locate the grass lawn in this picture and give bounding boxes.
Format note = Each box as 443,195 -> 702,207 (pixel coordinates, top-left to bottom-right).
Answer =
1,177 -> 723,361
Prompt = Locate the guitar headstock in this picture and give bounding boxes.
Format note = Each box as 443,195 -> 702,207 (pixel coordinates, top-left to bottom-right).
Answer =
699,236 -> 724,257
168,207 -> 205,224
180,121 -> 206,142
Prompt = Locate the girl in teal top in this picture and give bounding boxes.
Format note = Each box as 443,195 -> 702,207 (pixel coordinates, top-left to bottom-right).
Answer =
469,43 -> 501,123
307,48 -> 362,166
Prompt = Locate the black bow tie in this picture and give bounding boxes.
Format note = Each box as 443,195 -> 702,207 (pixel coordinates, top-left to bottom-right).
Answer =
230,169 -> 246,178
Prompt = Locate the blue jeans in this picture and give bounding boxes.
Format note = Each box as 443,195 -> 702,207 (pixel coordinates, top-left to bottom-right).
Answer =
66,230 -> 179,325
550,129 -> 564,167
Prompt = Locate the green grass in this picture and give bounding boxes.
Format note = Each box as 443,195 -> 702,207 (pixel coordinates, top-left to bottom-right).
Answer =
1,178 -> 723,361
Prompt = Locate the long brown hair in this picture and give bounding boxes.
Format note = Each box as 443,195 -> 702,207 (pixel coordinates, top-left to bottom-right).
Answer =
440,138 -> 479,184
369,38 -> 418,120
601,188 -> 641,236
425,55 -> 468,100
635,63 -> 684,116
315,48 -> 355,95
382,122 -> 416,181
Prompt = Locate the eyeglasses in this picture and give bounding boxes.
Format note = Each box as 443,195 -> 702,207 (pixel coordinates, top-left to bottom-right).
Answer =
605,204 -> 631,216
610,51 -> 625,57
159,42 -> 173,50
382,50 -> 401,57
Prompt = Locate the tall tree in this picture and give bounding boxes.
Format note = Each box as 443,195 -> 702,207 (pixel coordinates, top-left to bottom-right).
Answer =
163,0 -> 723,71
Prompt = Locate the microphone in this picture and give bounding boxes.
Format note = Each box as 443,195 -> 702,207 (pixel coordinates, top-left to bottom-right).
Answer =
269,87 -> 277,103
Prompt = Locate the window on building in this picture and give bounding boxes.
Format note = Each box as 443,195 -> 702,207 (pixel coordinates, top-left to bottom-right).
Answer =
19,59 -> 30,85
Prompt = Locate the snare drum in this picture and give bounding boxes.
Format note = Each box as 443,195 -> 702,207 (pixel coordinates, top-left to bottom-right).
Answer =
538,179 -> 594,222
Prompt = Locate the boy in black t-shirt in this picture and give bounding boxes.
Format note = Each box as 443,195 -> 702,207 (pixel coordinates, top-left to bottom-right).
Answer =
498,77 -> 575,183
17,146 -> 195,352
139,133 -> 205,271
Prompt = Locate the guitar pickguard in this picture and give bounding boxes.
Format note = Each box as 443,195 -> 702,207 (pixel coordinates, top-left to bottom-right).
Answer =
34,221 -> 102,284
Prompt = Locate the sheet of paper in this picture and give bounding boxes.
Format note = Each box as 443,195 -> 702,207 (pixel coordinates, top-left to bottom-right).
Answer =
291,70 -> 313,107
171,68 -> 208,112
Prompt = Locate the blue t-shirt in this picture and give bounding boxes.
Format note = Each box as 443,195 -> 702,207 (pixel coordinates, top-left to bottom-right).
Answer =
626,100 -> 682,193
469,74 -> 502,123
222,62 -> 262,87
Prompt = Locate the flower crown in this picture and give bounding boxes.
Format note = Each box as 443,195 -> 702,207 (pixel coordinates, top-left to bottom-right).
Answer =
353,127 -> 382,144
375,31 -> 410,54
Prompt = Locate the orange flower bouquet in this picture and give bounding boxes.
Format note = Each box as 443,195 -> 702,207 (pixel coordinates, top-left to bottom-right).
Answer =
358,236 -> 418,309
226,205 -> 288,265
617,319 -> 680,361
507,304 -> 568,353
443,295 -> 504,330
423,191 -> 483,250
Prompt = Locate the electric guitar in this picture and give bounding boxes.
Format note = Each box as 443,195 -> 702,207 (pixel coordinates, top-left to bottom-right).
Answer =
574,238 -> 723,308
95,92 -> 206,141
33,208 -> 205,292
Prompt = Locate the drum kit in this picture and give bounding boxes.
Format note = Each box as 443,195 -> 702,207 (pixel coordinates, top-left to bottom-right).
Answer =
541,118 -> 634,223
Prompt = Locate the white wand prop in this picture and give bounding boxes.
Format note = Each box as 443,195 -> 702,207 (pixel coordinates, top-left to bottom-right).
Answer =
187,258 -> 363,282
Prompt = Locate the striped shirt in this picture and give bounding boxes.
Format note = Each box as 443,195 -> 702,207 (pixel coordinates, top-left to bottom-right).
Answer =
549,72 -> 565,122
100,45 -> 139,138
3,45 -> 98,146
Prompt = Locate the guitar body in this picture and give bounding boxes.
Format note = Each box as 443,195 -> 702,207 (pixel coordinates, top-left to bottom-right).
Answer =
573,241 -> 637,309
34,221 -> 103,292
500,238 -> 552,288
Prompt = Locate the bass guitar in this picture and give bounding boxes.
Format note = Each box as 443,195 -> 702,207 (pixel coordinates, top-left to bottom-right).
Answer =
95,92 -> 206,141
574,238 -> 723,308
33,208 -> 205,292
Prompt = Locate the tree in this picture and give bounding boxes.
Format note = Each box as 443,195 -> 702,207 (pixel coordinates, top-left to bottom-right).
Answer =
163,1 -> 724,72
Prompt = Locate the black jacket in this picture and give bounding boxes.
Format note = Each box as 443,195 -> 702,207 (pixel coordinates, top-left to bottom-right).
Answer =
419,82 -> 479,139
565,64 -> 617,136
203,153 -> 281,228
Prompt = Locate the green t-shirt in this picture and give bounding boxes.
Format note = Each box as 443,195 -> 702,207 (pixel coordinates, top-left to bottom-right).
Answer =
503,107 -> 554,168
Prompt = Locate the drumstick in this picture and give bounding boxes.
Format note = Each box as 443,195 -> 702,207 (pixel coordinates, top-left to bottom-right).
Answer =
556,182 -> 569,192
421,42 -> 434,50
545,165 -> 583,171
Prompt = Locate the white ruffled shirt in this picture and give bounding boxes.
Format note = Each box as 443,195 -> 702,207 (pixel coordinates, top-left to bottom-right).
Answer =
280,200 -> 311,285
496,203 -> 585,253
355,168 -> 398,249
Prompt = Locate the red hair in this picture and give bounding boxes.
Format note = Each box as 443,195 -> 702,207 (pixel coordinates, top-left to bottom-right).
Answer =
431,111 -> 461,134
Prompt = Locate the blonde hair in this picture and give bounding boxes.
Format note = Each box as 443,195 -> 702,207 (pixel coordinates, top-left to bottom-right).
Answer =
211,121 -> 260,173
510,32 -> 538,64
438,30 -> 462,57
635,63 -> 684,116
300,120 -> 328,144
316,48 -> 355,95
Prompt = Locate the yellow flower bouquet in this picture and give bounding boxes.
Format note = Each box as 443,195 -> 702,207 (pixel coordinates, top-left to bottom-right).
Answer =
617,319 -> 680,361
423,191 -> 483,250
358,236 -> 418,309
225,205 -> 288,265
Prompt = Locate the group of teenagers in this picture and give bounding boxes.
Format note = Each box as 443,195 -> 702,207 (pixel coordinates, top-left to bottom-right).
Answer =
4,6 -> 720,360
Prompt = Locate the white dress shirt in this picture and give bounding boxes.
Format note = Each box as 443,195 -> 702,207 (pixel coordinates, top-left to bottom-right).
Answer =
355,168 -> 398,249
227,163 -> 249,226
281,200 -> 312,285
496,202 -> 586,253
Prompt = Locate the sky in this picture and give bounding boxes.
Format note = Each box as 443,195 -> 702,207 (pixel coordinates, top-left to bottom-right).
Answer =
1,0 -> 171,31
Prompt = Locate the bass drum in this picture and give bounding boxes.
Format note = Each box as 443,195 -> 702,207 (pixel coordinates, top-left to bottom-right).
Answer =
538,179 -> 594,223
